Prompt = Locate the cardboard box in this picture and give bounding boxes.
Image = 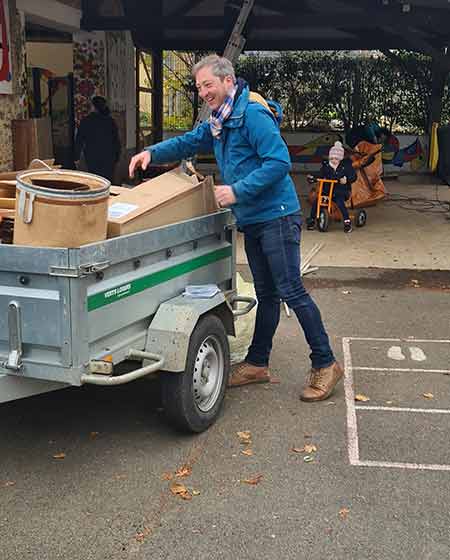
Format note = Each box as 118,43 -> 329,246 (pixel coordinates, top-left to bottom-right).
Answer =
110,185 -> 131,197
0,181 -> 16,198
12,118 -> 54,171
107,167 -> 219,238
0,197 -> 15,210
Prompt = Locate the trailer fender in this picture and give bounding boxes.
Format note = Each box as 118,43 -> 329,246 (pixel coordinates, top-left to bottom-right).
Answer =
144,292 -> 235,373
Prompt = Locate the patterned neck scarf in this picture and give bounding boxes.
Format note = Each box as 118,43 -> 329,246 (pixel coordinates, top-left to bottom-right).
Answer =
209,85 -> 237,139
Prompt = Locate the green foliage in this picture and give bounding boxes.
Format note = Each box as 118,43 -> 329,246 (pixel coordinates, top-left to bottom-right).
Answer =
163,114 -> 193,131
236,51 -> 447,134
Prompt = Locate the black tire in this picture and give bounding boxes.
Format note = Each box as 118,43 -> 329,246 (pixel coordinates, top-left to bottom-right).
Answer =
317,208 -> 329,232
356,209 -> 367,227
160,314 -> 230,433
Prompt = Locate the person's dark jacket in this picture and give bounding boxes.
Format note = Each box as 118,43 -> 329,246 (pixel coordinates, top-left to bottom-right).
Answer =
74,112 -> 121,181
316,159 -> 357,198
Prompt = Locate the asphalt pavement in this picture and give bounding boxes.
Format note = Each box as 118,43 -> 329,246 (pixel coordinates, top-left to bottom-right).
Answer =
1,266 -> 450,559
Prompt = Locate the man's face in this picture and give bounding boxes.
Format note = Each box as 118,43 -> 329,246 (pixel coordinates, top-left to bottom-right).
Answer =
195,66 -> 235,111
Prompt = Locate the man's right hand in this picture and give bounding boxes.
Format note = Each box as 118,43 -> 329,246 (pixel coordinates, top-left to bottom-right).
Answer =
129,150 -> 151,178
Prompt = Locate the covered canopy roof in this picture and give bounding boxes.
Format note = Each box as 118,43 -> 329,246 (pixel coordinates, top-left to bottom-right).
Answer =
81,0 -> 450,55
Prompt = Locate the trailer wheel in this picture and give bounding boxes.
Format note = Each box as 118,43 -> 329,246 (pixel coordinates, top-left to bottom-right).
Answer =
160,314 -> 230,433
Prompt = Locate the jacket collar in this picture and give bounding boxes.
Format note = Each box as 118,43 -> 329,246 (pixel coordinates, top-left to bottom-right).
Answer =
223,82 -> 249,129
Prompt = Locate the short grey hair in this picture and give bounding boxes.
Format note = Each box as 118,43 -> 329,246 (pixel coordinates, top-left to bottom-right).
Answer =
192,54 -> 236,82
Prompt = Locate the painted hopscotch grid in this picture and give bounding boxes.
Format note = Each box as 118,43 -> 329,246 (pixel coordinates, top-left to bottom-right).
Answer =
343,337 -> 450,472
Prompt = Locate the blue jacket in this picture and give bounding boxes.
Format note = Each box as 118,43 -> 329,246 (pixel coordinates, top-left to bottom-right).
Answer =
147,84 -> 300,227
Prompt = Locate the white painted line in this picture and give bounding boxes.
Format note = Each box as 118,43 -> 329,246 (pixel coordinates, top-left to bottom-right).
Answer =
343,336 -> 450,472
355,405 -> 450,414
342,337 -> 360,464
355,460 -> 450,472
409,346 -> 427,362
344,337 -> 450,344
351,367 -> 450,374
387,345 -> 406,361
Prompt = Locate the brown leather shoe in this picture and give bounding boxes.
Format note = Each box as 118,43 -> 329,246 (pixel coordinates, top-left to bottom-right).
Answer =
228,362 -> 271,388
300,361 -> 343,402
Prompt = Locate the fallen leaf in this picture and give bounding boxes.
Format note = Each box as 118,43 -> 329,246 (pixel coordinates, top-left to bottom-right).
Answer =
355,394 -> 370,402
53,452 -> 66,460
162,472 -> 173,481
175,465 -> 192,478
1,480 -> 16,488
135,532 -> 145,543
342,290 -> 352,295
423,392 -> 434,399
237,431 -> 252,445
304,434 -> 312,439
170,482 -> 192,500
339,507 -> 350,520
303,455 -> 314,463
113,474 -> 128,481
291,444 -> 317,454
241,449 -> 254,457
241,474 -> 263,485
192,490 -> 201,496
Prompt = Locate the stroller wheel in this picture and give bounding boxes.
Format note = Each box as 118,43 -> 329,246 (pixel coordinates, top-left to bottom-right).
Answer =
317,208 -> 329,232
355,209 -> 367,228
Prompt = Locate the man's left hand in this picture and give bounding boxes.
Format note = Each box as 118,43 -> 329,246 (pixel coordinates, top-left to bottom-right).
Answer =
214,185 -> 236,208
339,176 -> 348,185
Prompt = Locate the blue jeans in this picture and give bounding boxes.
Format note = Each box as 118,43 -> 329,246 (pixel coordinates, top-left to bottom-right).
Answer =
242,214 -> 335,370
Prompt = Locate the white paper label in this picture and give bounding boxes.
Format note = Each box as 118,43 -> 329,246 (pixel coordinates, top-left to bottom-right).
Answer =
108,202 -> 139,219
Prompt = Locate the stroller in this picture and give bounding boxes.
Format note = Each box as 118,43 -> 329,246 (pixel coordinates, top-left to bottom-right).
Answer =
307,141 -> 386,232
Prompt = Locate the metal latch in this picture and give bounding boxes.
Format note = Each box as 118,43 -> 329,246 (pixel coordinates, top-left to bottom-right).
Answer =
49,261 -> 111,278
2,301 -> 23,372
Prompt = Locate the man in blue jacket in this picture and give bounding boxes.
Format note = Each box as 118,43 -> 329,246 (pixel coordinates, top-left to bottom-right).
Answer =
129,55 -> 342,402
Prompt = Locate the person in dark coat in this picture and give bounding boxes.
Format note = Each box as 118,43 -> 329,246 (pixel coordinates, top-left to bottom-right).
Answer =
307,141 -> 357,233
74,96 -> 121,182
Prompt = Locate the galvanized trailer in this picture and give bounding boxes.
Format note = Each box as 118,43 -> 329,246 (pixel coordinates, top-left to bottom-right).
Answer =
0,210 -> 254,432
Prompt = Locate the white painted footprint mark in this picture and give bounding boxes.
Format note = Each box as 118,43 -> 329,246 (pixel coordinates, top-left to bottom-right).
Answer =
409,347 -> 427,362
387,346 -> 406,361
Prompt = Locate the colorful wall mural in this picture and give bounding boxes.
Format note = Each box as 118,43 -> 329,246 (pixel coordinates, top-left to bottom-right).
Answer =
287,133 -> 426,172
73,31 -> 106,126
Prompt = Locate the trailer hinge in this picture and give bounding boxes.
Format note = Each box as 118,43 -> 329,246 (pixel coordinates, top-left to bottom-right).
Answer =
49,261 -> 111,278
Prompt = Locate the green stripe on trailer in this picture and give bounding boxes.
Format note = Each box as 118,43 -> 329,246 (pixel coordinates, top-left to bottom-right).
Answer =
87,246 -> 232,311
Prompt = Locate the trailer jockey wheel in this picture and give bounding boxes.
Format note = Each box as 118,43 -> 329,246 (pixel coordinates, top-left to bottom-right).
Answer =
355,209 -> 367,228
160,314 -> 230,433
317,208 -> 329,232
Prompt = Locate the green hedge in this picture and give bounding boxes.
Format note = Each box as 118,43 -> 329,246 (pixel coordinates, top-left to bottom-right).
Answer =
236,51 -> 448,135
